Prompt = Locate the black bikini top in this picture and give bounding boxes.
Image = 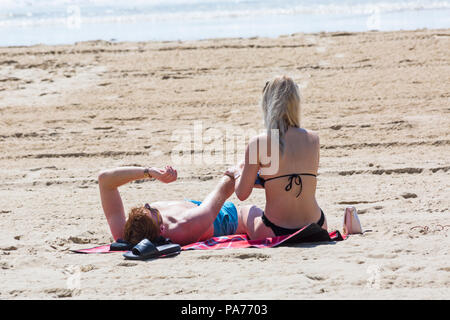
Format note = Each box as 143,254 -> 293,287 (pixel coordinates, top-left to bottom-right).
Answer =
257,173 -> 317,198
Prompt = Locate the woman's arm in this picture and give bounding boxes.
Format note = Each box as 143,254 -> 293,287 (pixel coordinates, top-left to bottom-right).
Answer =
235,137 -> 260,201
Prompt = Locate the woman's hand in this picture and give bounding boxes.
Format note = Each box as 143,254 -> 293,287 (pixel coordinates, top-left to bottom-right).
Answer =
150,165 -> 178,183
224,167 -> 237,180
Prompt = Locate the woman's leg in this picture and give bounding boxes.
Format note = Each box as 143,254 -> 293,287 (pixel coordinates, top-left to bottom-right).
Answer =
239,206 -> 329,240
238,205 -> 275,240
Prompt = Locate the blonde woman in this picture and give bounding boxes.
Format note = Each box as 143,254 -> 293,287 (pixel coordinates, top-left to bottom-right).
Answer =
231,75 -> 327,240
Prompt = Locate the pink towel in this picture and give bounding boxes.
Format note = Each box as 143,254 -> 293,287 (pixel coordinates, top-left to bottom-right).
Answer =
72,223 -> 345,254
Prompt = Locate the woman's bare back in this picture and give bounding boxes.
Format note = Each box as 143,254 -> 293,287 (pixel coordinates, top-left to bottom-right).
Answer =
260,127 -> 322,228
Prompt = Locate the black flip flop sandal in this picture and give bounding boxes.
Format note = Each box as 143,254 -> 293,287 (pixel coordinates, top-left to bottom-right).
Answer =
110,239 -> 134,251
123,238 -> 181,260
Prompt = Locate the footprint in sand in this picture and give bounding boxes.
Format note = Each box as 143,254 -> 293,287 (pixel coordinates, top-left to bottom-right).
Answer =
401,192 -> 417,199
117,262 -> 138,267
45,288 -> 77,298
1,245 -> 18,251
232,253 -> 271,261
197,252 -> 270,261
367,253 -> 397,259
305,274 -> 328,281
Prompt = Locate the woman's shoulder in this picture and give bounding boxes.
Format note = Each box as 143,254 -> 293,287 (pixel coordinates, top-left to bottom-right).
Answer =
248,132 -> 269,145
293,127 -> 320,143
248,128 -> 319,145
304,128 -> 320,141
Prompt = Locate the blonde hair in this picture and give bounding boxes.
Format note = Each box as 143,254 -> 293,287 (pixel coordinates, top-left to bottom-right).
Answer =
261,75 -> 301,153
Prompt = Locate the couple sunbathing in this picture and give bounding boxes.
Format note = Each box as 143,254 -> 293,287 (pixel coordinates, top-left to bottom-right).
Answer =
98,76 -> 327,246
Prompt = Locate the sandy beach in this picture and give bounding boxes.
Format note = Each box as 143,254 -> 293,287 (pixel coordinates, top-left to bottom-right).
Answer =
0,29 -> 449,300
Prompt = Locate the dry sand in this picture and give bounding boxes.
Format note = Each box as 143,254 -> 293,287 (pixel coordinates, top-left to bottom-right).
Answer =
0,29 -> 449,300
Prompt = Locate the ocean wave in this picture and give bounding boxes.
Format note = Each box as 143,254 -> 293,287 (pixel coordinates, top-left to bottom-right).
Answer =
1,0 -> 449,28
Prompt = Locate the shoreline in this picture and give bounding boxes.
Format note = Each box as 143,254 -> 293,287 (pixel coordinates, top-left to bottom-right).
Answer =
0,27 -> 448,49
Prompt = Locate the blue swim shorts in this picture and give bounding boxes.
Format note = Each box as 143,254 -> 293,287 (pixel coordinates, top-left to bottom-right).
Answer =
188,200 -> 238,237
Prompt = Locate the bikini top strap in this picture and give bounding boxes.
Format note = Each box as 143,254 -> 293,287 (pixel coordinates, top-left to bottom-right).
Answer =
259,173 -> 317,198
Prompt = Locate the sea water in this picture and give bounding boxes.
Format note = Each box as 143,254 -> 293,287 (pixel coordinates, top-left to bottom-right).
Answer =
0,0 -> 449,46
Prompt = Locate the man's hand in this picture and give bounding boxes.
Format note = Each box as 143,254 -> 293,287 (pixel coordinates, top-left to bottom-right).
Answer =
150,165 -> 177,183
224,165 -> 241,180
225,160 -> 245,179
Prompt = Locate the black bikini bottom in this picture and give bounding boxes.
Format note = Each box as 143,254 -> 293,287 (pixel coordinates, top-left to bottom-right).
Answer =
261,209 -> 325,237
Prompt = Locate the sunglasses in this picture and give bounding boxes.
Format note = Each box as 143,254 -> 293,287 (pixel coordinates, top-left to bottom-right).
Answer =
144,203 -> 161,225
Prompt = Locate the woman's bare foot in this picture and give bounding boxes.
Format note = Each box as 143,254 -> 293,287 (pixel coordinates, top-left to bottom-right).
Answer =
343,206 -> 363,235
